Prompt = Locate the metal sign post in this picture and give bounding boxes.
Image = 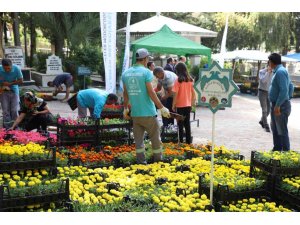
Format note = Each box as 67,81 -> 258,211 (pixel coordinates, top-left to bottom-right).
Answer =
194,61 -> 239,205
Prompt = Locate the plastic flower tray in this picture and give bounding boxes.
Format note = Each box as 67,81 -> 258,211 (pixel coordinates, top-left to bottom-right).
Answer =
198,174 -> 268,204
57,119 -> 132,146
0,179 -> 70,211
274,186 -> 300,210
250,151 -> 300,177
0,148 -> 56,173
101,111 -> 123,119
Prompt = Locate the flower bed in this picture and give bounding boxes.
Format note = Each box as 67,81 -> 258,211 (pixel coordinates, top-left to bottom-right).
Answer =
0,129 -> 56,145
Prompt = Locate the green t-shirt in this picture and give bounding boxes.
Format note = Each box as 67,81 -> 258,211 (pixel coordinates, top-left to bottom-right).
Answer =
122,64 -> 156,117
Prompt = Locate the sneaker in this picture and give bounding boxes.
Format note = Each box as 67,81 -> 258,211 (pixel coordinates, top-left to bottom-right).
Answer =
265,127 -> 271,132
259,121 -> 264,128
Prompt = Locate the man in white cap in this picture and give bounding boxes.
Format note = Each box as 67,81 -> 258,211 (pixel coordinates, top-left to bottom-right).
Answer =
122,48 -> 170,164
153,66 -> 177,127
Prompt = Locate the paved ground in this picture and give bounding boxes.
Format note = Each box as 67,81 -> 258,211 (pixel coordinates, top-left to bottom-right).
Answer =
192,93 -> 300,159
1,92 -> 299,159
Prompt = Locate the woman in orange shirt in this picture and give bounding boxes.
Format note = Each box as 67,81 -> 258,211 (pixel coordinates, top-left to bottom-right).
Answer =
172,62 -> 196,144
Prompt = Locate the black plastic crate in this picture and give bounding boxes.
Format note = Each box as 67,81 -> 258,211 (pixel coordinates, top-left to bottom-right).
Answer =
0,179 -> 70,211
0,148 -> 56,173
274,187 -> 300,210
250,151 -> 300,177
198,174 -> 268,204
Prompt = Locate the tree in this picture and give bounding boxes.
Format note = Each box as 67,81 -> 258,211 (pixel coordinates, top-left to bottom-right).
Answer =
0,12 -> 4,58
11,12 -> 21,46
33,12 -> 101,58
292,12 -> 300,53
194,13 -> 260,53
255,12 -> 293,55
29,14 -> 37,67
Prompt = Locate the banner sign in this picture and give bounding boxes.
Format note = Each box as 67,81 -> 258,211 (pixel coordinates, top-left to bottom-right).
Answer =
120,12 -> 131,92
100,12 -> 117,93
195,61 -> 239,113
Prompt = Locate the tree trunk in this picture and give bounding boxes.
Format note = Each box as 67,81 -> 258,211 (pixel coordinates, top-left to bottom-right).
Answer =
282,46 -> 288,67
24,23 -> 28,66
0,13 -> 3,58
54,37 -> 64,58
3,22 -> 8,44
11,12 -> 21,46
29,15 -> 37,67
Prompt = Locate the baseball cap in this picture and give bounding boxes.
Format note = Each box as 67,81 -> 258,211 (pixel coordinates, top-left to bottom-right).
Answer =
136,48 -> 151,59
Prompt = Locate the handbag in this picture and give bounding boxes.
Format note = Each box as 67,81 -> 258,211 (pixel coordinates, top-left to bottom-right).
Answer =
67,93 -> 78,111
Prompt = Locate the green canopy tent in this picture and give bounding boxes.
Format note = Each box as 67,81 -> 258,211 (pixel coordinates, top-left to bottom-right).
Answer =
130,25 -> 211,64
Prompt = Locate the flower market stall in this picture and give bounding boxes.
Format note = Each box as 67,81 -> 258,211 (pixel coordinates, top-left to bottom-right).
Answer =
1,121 -> 300,212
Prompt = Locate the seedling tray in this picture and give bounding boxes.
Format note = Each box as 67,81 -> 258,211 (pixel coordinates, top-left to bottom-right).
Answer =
0,148 -> 56,173
0,179 -> 69,211
250,151 -> 300,177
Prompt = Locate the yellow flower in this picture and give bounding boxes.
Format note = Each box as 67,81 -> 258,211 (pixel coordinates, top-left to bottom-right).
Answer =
28,181 -> 35,186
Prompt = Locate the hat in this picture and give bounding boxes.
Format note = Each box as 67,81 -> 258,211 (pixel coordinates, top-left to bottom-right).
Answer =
23,92 -> 37,103
136,48 -> 150,59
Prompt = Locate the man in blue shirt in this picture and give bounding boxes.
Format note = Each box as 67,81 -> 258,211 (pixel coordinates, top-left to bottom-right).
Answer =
47,73 -> 73,103
76,88 -> 118,119
0,59 -> 23,128
122,48 -> 170,164
268,53 -> 294,151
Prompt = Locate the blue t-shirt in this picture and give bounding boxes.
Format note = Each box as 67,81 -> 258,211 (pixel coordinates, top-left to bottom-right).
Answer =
53,73 -> 73,87
77,89 -> 109,119
0,65 -> 23,95
122,64 -> 156,117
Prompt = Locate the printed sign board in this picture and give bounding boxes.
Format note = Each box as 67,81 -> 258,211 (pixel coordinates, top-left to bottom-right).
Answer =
194,61 -> 239,113
77,66 -> 92,76
4,47 -> 25,68
46,54 -> 63,75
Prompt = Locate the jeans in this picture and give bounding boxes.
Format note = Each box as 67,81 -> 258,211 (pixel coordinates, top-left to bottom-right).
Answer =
0,91 -> 19,129
161,96 -> 174,126
258,89 -> 270,127
270,100 -> 291,151
78,104 -> 94,118
176,107 -> 192,144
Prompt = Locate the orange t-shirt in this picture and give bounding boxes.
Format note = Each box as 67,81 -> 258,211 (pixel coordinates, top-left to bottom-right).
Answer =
172,78 -> 194,107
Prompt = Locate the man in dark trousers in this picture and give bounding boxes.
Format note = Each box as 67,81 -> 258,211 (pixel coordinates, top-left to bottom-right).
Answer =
258,63 -> 273,132
47,73 -> 73,102
268,53 -> 294,151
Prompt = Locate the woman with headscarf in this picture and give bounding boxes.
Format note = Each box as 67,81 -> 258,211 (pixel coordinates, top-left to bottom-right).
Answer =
9,92 -> 52,131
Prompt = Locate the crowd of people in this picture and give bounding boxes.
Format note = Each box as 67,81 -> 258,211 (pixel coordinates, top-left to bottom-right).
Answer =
0,50 -> 296,164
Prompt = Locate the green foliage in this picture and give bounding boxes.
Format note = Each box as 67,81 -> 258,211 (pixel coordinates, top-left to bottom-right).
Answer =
188,56 -> 209,81
255,12 -> 293,54
69,45 -> 103,74
33,52 -> 52,73
66,45 -> 104,90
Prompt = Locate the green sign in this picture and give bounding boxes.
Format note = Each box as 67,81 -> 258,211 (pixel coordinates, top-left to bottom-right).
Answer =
78,66 -> 92,76
194,61 -> 239,113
